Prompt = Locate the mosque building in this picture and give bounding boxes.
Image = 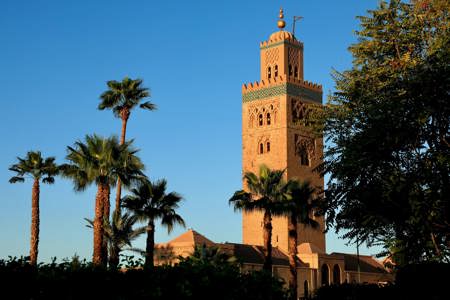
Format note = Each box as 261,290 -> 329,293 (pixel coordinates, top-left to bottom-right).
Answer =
155,9 -> 392,297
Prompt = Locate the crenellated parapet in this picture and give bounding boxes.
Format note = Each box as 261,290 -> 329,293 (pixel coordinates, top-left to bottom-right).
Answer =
242,75 -> 322,103
243,74 -> 321,93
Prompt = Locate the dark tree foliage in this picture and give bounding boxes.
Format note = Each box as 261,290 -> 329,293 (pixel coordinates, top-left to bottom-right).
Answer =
321,0 -> 450,265
313,263 -> 449,300
0,256 -> 289,300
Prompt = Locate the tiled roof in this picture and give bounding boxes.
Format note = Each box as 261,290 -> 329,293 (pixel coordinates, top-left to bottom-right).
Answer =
221,243 -> 307,267
166,229 -> 215,247
331,252 -> 388,274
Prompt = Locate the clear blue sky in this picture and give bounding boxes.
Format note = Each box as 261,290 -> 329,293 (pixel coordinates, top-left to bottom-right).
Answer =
0,0 -> 381,262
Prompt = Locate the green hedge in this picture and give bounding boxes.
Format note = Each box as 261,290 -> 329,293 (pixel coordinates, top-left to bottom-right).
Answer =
0,256 -> 288,300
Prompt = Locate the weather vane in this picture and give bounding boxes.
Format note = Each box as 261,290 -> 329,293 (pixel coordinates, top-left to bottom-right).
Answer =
292,15 -> 303,37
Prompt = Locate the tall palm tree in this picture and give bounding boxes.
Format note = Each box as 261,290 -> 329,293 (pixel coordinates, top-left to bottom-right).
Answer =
8,151 -> 59,266
87,210 -> 146,269
229,164 -> 286,273
99,77 -> 156,213
61,134 -> 144,266
122,179 -> 185,269
283,180 -> 319,300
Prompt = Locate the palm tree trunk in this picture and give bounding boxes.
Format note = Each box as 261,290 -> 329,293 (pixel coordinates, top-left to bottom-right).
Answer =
144,219 -> 155,270
93,183 -> 107,266
263,211 -> 273,273
288,214 -> 298,300
115,109 -> 130,213
30,179 -> 40,266
102,186 -> 111,267
109,245 -> 120,270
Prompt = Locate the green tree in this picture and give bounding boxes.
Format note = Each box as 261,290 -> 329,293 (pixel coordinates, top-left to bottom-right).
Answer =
284,180 -> 319,300
62,134 -> 144,266
182,244 -> 239,267
122,179 -> 185,269
229,164 -> 286,273
86,210 -> 145,269
8,151 -> 59,265
99,77 -> 156,214
321,0 -> 450,264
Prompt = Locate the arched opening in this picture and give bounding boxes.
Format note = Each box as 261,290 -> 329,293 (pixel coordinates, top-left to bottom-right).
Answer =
300,151 -> 310,166
294,66 -> 298,78
288,64 -> 293,76
333,264 -> 341,284
258,114 -> 263,126
259,143 -> 264,154
266,142 -> 270,153
304,280 -> 309,298
321,264 -> 330,286
274,65 -> 278,77
266,113 -> 271,125
268,66 -> 272,79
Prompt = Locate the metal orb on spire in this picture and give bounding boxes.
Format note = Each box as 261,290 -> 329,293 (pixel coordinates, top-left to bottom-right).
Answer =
277,8 -> 286,30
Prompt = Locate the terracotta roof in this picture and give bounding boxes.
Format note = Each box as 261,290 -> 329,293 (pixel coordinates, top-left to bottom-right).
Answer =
221,243 -> 307,267
166,229 -> 215,247
331,252 -> 388,274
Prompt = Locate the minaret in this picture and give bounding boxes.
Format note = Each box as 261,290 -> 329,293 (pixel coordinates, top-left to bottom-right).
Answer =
241,8 -> 325,253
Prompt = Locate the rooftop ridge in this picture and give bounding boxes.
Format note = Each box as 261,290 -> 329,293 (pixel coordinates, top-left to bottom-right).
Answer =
260,34 -> 303,48
242,76 -> 322,94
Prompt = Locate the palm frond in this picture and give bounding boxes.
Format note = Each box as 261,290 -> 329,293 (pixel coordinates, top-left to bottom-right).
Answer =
140,101 -> 157,111
9,176 -> 25,183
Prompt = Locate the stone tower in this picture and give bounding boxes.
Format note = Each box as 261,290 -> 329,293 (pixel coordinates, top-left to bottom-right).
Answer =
241,9 -> 325,253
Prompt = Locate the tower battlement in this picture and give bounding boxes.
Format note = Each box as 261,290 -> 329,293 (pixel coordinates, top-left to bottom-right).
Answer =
242,76 -> 322,94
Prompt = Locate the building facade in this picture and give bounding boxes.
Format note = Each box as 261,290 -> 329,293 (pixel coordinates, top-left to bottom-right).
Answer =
156,9 -> 392,298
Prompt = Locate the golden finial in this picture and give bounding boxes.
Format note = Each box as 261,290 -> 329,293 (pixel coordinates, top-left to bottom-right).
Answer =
277,7 -> 286,30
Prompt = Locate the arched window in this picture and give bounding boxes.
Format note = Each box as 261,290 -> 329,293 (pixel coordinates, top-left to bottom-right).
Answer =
266,113 -> 271,125
266,142 -> 270,153
258,114 -> 263,126
333,264 -> 341,284
321,264 -> 330,286
288,64 -> 293,76
304,280 -> 309,298
274,65 -> 278,77
268,66 -> 272,79
294,66 -> 298,78
259,143 -> 264,154
300,151 -> 310,166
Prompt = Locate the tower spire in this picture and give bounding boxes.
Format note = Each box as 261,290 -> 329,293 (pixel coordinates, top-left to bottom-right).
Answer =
277,7 -> 286,30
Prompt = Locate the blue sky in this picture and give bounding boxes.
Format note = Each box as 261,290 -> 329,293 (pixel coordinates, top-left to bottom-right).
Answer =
0,0 -> 381,262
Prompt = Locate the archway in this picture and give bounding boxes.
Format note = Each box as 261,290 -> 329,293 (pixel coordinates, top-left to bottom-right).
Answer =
333,264 -> 341,284
321,264 -> 330,286
303,280 -> 309,298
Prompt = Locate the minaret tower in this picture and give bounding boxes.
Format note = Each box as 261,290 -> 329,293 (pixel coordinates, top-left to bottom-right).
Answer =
241,9 -> 325,253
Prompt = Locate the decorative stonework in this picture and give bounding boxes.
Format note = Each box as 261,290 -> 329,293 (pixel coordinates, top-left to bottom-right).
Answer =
264,48 -> 280,66
242,83 -> 321,103
295,134 -> 316,159
247,101 -> 279,128
260,40 -> 303,51
291,98 -> 313,125
257,135 -> 271,154
288,48 -> 299,68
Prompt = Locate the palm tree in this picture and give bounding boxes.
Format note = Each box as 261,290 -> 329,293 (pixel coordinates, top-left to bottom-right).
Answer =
284,179 -> 319,300
61,134 -> 144,266
229,164 -> 286,273
99,77 -> 156,213
186,244 -> 238,267
122,179 -> 185,269
87,210 -> 146,269
8,151 -> 59,265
